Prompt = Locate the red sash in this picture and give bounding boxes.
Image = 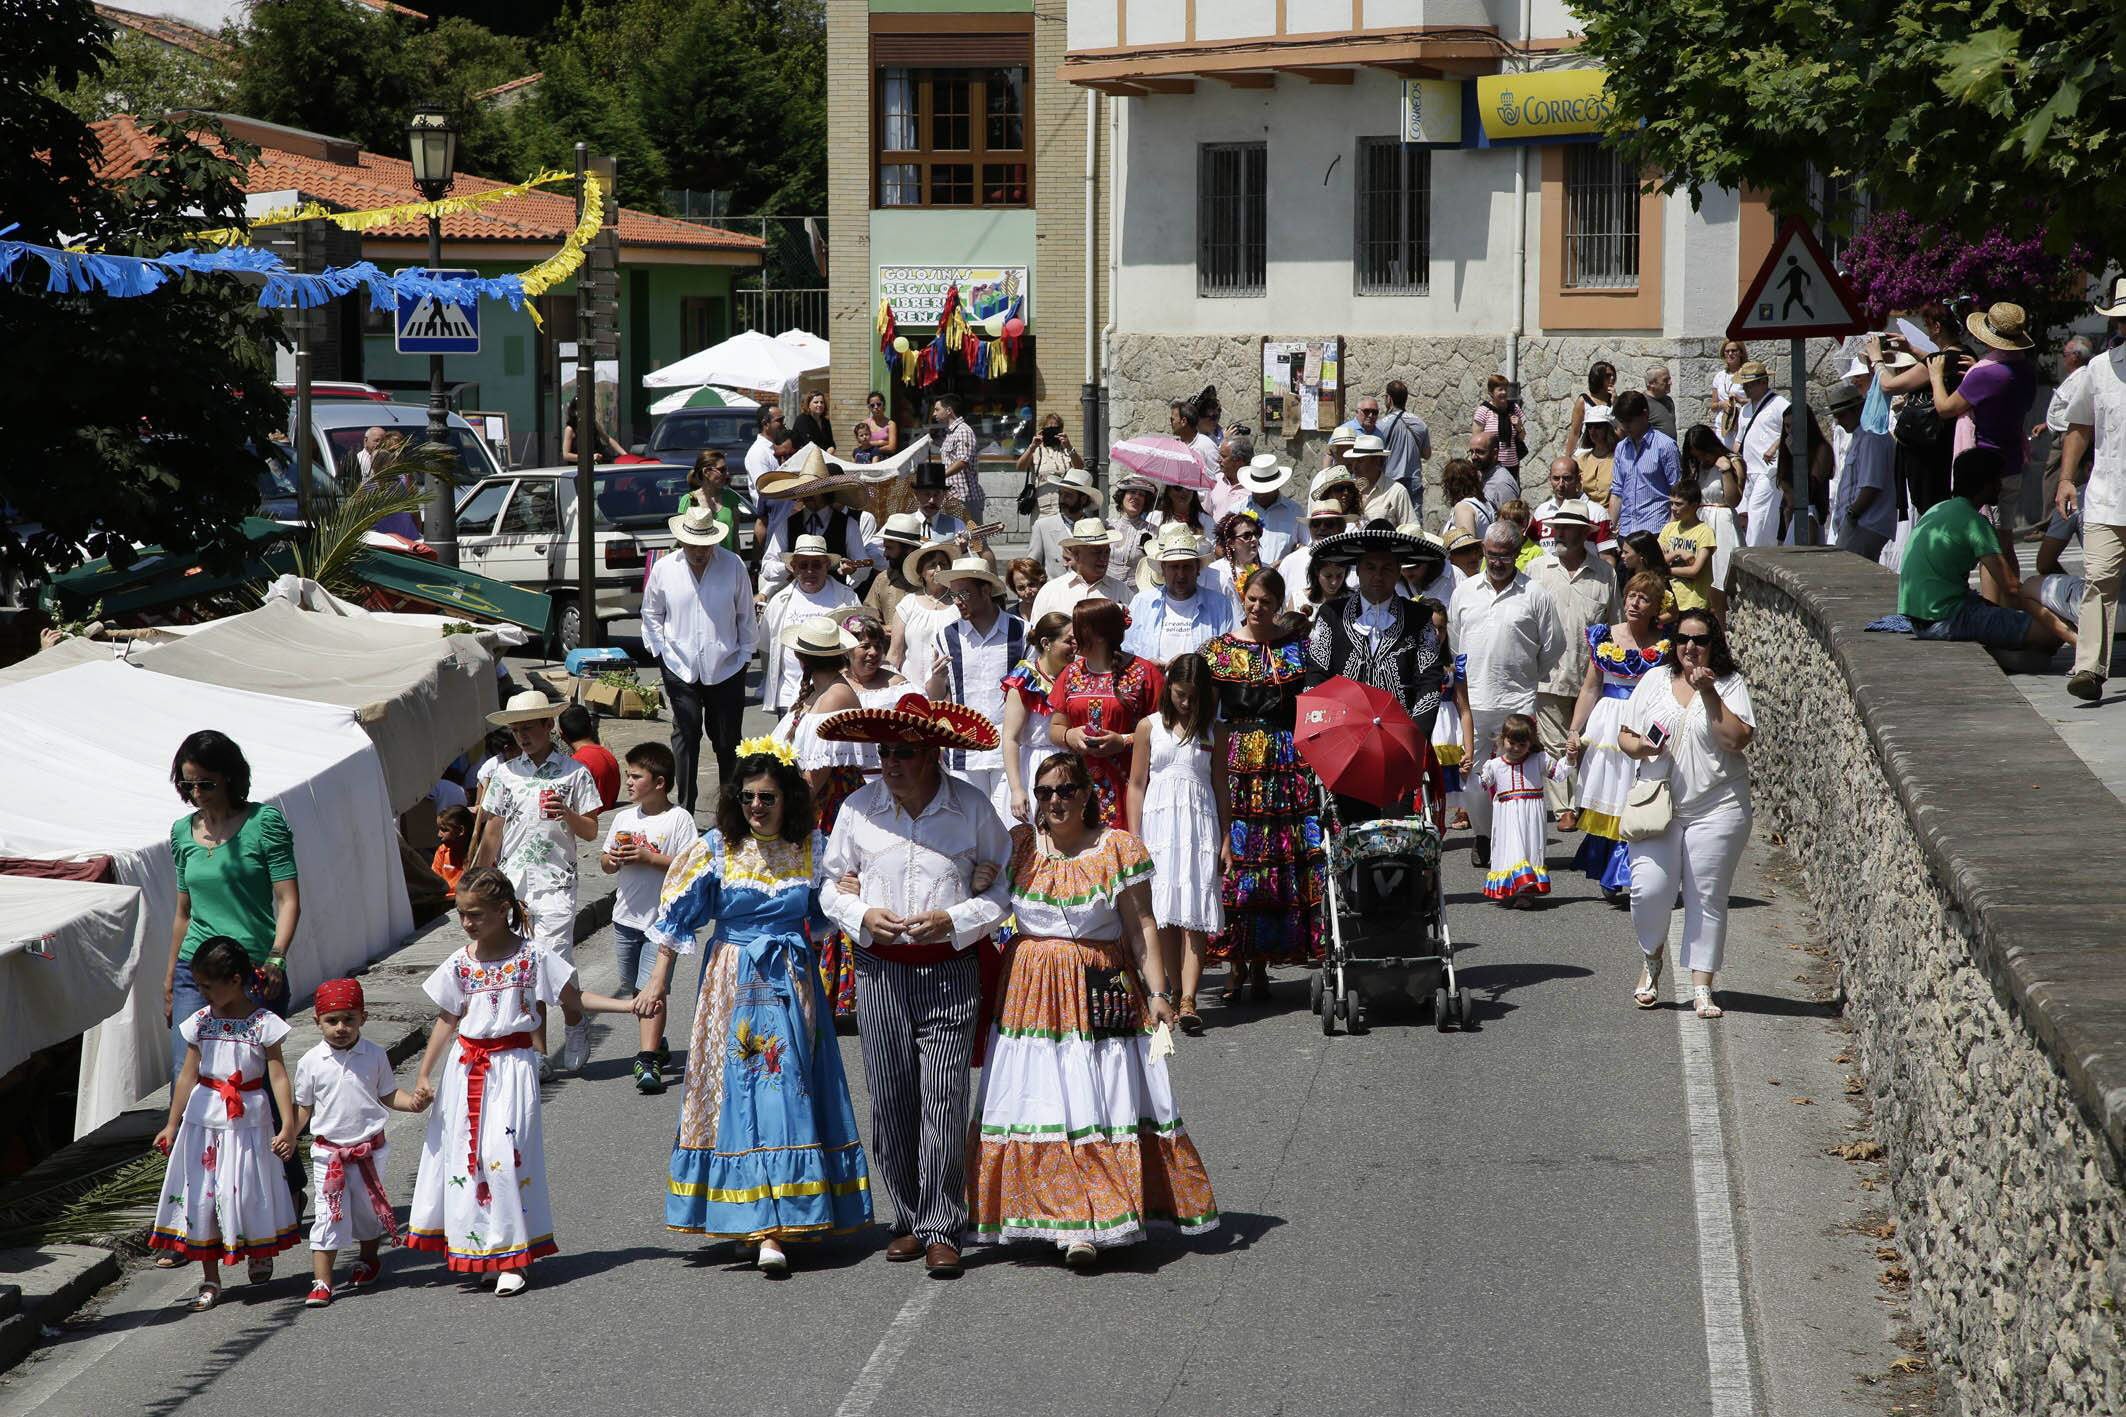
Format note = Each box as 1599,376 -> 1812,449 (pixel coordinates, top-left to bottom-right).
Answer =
316,1130 -> 398,1242
202,1071 -> 265,1121
457,1032 -> 534,1208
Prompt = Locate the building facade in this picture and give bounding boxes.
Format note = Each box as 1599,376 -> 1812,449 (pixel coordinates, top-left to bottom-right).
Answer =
827,0 -> 1110,490
1064,0 -> 1832,499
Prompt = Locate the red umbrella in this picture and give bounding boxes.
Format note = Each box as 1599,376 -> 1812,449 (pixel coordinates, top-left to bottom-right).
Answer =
1108,433 -> 1214,490
1294,676 -> 1432,810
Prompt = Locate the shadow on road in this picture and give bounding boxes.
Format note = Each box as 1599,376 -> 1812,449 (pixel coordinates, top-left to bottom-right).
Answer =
1690,987 -> 1838,1019
964,1210 -> 1285,1275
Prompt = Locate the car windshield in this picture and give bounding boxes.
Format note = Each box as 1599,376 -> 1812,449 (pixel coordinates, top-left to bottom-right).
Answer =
647,411 -> 753,454
589,467 -> 690,529
320,423 -> 496,489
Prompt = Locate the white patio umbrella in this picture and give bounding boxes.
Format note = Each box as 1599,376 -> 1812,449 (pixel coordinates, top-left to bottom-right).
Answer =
642,329 -> 826,402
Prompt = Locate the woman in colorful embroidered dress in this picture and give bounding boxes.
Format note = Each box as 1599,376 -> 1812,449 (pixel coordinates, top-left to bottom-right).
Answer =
1000,610 -> 1076,825
1565,572 -> 1674,903
1204,568 -> 1325,994
1049,597 -> 1162,829
967,752 -> 1219,1266
407,869 -> 639,1296
639,747 -> 873,1274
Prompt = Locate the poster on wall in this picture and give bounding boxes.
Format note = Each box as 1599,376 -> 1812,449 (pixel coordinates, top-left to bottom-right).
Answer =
1261,337 -> 1344,437
876,266 -> 1028,327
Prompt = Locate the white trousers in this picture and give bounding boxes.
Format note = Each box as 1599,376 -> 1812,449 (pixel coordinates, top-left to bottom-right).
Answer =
523,888 -> 575,964
1465,708 -> 1512,839
1628,798 -> 1751,975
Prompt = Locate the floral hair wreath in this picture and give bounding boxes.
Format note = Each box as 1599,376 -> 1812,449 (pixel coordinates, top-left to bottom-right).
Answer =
734,734 -> 798,767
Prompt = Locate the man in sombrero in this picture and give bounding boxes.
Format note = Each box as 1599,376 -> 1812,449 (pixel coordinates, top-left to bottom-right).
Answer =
1304,521 -> 1451,739
816,696 -> 1013,1277
755,447 -> 875,601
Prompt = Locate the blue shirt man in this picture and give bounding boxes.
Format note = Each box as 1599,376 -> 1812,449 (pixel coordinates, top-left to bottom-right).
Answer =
1607,390 -> 1682,538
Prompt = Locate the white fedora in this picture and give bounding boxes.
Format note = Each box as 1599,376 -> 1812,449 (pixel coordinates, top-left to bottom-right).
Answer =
667,503 -> 730,547
1060,516 -> 1123,550
782,533 -> 835,565
1239,454 -> 1291,495
779,615 -> 860,655
939,555 -> 1006,592
487,689 -> 564,727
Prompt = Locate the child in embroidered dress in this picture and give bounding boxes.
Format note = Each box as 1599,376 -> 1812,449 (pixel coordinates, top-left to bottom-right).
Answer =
1476,714 -> 1570,908
150,937 -> 302,1312
407,869 -> 652,1296
294,977 -> 430,1308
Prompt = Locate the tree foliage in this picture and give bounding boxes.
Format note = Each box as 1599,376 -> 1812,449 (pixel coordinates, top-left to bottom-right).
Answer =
500,39 -> 669,208
43,26 -> 236,124
1575,0 -> 2126,260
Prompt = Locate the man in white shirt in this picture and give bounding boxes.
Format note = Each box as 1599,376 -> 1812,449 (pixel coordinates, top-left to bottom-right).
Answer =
1448,521 -> 1564,865
2034,335 -> 2094,534
1125,523 -> 1236,664
1735,361 -> 1790,548
1526,501 -> 1618,826
760,534 -> 861,712
640,505 -> 757,810
930,558 -> 1023,816
1348,434 -> 1416,526
2057,286 -> 2126,701
1531,456 -> 1616,556
1238,457 -> 1306,564
818,703 -> 1013,1276
1029,518 -> 1130,624
744,404 -> 786,491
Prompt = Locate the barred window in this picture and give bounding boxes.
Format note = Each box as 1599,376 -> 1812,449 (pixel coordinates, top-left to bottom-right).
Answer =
1354,138 -> 1430,295
1563,146 -> 1640,290
1197,143 -> 1266,297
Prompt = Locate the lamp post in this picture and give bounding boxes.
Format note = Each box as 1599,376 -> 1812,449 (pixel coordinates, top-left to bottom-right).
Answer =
408,105 -> 460,567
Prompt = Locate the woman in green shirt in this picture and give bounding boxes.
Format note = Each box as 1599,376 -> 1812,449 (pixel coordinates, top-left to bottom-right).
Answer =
675,448 -> 749,543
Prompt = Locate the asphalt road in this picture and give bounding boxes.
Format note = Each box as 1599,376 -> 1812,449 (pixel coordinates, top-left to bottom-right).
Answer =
0,811 -> 1921,1417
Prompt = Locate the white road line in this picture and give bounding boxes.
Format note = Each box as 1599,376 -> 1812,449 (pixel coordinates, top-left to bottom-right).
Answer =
832,1282 -> 945,1417
1670,916 -> 1763,1417
0,1267 -> 196,1417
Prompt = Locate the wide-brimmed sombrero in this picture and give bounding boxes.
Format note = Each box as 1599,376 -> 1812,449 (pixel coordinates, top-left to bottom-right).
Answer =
754,446 -> 865,503
817,692 -> 1000,751
1311,525 -> 1443,568
487,689 -> 563,727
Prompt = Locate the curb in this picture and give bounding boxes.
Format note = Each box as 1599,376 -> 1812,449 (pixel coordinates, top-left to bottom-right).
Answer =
0,1246 -> 120,1373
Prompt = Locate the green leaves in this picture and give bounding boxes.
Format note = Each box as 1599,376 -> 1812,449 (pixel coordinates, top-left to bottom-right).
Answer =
1936,26 -> 2020,105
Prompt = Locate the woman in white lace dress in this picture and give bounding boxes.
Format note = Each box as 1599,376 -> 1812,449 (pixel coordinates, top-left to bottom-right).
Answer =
1126,652 -> 1229,1036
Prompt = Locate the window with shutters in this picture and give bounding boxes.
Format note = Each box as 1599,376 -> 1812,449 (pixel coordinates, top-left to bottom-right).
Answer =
874,66 -> 1030,209
1563,146 -> 1640,289
1197,143 -> 1266,297
1354,138 -> 1430,295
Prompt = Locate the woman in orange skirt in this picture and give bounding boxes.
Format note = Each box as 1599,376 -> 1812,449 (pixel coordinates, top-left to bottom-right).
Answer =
966,751 -> 1220,1268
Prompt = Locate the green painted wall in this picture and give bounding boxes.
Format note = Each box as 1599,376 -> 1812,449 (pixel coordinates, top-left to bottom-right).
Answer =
866,207 -> 1036,395
362,260 -> 740,464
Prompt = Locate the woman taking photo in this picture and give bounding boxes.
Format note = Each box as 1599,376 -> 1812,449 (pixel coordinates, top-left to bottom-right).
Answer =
1050,598 -> 1162,828
1564,573 -> 1673,903
966,752 -> 1219,1266
1203,569 -> 1323,999
1001,611 -> 1077,825
640,746 -> 870,1272
1617,609 -> 1754,1019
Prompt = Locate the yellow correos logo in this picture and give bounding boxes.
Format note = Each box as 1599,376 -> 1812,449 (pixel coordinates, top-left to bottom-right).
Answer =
1477,70 -> 1611,139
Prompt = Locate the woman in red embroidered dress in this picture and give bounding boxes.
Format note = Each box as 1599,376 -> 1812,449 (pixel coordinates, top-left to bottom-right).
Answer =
1048,597 -> 1163,828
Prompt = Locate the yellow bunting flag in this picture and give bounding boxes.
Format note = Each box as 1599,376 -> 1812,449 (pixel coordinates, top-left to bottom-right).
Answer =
181,170 -> 575,249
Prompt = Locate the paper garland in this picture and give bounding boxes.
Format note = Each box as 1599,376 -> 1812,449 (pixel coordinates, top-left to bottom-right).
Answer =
181,169 -> 574,249
876,287 -> 1017,388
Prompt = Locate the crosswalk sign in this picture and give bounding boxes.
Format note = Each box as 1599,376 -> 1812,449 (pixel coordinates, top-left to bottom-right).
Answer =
1727,220 -> 1864,341
395,268 -> 482,355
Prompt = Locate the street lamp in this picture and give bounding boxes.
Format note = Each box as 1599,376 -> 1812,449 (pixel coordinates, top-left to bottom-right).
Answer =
408,105 -> 460,567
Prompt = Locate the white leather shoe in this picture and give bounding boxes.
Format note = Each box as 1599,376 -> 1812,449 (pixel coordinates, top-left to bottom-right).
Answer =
562,1020 -> 591,1071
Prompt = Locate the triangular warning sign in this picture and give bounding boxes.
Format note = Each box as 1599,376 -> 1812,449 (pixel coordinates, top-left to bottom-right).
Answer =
1728,219 -> 1865,340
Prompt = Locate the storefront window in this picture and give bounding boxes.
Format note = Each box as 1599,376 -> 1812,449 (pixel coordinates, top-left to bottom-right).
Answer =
875,66 -> 1032,209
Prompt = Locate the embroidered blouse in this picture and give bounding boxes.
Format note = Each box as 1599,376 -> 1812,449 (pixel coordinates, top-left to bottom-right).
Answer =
1007,827 -> 1154,942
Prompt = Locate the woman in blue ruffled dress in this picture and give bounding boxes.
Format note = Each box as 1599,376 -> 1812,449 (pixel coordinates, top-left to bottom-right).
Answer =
638,741 -> 872,1273
1564,572 -> 1673,903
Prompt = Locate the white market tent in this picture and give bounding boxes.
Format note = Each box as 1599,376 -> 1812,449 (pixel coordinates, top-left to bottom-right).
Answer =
642,328 -> 830,409
0,877 -> 145,1081
0,659 -> 415,1133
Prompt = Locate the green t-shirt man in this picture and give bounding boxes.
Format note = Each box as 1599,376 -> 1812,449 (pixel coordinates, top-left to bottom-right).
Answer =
1897,496 -> 2001,622
170,803 -> 298,963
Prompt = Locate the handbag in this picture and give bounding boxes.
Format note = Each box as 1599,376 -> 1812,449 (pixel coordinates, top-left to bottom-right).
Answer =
1618,778 -> 1674,843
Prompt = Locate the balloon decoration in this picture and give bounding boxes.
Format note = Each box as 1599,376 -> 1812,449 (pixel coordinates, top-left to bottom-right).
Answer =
873,286 -> 1024,388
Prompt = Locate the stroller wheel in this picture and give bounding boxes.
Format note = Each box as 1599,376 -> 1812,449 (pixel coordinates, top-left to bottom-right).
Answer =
1344,987 -> 1367,1036
1308,970 -> 1324,1014
1455,987 -> 1475,1029
1318,977 -> 1337,1036
1434,986 -> 1453,1033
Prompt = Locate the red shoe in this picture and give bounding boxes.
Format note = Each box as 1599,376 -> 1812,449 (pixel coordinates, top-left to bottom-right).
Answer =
347,1260 -> 381,1289
304,1281 -> 333,1308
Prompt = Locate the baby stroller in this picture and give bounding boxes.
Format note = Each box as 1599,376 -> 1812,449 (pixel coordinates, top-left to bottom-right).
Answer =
1312,785 -> 1470,1035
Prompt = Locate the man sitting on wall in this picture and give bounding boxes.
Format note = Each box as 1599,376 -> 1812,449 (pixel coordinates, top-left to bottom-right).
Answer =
1897,448 -> 2075,652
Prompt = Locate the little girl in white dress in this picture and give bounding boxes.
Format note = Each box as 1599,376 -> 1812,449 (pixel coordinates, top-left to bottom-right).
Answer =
1126,652 -> 1228,1035
1477,714 -> 1570,907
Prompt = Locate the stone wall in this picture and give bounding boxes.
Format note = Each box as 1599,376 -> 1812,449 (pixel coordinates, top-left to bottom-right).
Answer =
1109,331 -> 1853,513
1727,547 -> 2126,1417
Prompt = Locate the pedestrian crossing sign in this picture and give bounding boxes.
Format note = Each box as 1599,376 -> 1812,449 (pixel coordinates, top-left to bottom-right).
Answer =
395,268 -> 482,355
1728,220 -> 1864,340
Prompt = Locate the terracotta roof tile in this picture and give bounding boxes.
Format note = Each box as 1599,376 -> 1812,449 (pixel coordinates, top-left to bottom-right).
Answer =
473,72 -> 543,101
95,5 -> 232,60
88,114 -> 764,256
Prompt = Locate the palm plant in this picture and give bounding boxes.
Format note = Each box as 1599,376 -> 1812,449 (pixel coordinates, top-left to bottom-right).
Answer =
251,443 -> 459,604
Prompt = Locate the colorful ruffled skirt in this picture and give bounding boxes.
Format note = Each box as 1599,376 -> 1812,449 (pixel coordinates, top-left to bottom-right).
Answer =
1573,692 -> 1635,891
967,934 -> 1220,1248
1212,724 -> 1324,964
812,765 -> 867,1018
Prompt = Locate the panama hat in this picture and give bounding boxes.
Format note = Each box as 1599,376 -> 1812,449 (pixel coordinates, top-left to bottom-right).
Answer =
879,511 -> 926,546
667,502 -> 730,547
1060,516 -> 1123,550
1734,361 -> 1772,383
487,689 -> 563,727
1875,347 -> 1919,372
1311,525 -> 1442,568
779,615 -> 859,655
781,533 -> 835,566
1966,301 -> 2034,352
939,555 -> 1006,593
1038,466 -> 1100,499
1341,433 -> 1388,462
1326,425 -> 1358,450
1826,382 -> 1865,414
1441,526 -> 1479,555
2096,277 -> 2126,318
1545,498 -> 1597,529
900,537 -> 957,586
817,692 -> 1000,751
1239,454 -> 1291,495
1307,499 -> 1355,527
1309,465 -> 1357,499
1579,404 -> 1616,429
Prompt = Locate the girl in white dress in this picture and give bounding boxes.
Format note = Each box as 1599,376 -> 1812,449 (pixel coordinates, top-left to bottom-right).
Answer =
150,937 -> 301,1312
1476,715 -> 1569,908
1126,652 -> 1229,1036
888,542 -> 960,692
408,869 -> 642,1296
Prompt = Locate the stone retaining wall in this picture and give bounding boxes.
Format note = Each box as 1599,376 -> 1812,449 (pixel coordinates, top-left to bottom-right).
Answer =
1727,546 -> 2126,1416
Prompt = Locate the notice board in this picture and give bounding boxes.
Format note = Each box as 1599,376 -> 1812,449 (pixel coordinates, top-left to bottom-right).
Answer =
1260,337 -> 1344,437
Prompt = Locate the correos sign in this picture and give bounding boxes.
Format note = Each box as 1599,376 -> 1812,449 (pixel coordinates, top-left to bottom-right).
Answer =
1475,70 -> 1613,140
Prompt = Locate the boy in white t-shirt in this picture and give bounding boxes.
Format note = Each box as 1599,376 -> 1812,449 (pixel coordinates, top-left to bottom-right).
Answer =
292,978 -> 428,1308
600,742 -> 700,1094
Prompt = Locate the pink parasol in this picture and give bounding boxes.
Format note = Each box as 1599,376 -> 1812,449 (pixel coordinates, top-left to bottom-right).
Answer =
1108,433 -> 1214,490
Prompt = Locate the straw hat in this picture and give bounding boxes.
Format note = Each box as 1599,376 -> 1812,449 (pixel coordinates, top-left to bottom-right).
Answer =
1307,499 -> 1355,528
1038,466 -> 1100,500
1545,498 -> 1597,529
1239,454 -> 1291,495
487,689 -> 563,727
1441,526 -> 1479,555
1826,382 -> 1865,414
900,537 -> 957,586
754,445 -> 863,502
1966,301 -> 2033,352
779,615 -> 860,655
667,502 -> 730,547
2095,277 -> 2126,318
1734,361 -> 1771,383
878,511 -> 926,546
817,692 -> 1000,751
781,533 -> 835,566
1060,516 -> 1123,550
1342,433 -> 1388,462
1309,465 -> 1357,499
1326,425 -> 1358,450
939,555 -> 1006,593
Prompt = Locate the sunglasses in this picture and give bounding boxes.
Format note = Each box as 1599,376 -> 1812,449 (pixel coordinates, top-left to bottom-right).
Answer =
1032,782 -> 1085,803
740,791 -> 780,806
881,746 -> 925,761
1674,631 -> 1715,646
177,778 -> 222,796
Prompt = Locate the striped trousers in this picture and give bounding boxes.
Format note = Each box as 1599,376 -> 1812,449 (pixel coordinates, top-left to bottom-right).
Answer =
853,948 -> 981,1248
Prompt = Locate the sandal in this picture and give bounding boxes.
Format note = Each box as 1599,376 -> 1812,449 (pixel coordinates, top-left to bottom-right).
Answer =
1176,996 -> 1204,1037
1219,970 -> 1244,1005
154,1253 -> 182,1269
1633,952 -> 1664,1009
1449,810 -> 1471,831
190,1283 -> 220,1312
1693,985 -> 1724,1019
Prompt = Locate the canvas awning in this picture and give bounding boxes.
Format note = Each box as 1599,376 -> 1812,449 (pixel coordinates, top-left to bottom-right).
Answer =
0,876 -> 146,1081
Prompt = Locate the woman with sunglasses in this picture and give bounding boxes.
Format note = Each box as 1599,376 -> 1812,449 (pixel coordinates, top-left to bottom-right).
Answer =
1616,609 -> 1755,1019
860,390 -> 900,458
637,743 -> 871,1272
1206,509 -> 1266,606
967,752 -> 1219,1267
